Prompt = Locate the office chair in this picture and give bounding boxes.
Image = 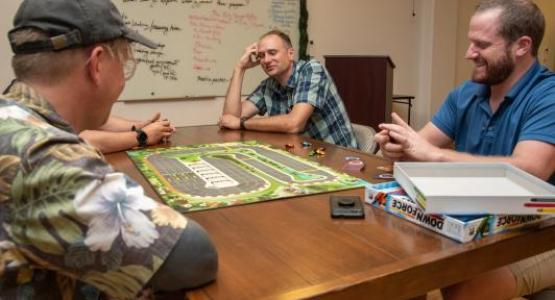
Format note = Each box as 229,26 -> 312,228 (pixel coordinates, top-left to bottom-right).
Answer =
352,123 -> 378,154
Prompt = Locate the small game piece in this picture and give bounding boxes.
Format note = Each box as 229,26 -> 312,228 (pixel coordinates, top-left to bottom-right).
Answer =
315,147 -> 326,155
330,195 -> 364,218
284,143 -> 294,151
373,173 -> 394,180
344,156 -> 360,161
343,160 -> 365,171
377,165 -> 393,172
308,150 -> 317,156
301,141 -> 312,148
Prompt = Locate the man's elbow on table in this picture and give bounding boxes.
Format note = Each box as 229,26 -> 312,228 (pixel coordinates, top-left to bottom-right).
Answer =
284,119 -> 307,134
283,110 -> 311,134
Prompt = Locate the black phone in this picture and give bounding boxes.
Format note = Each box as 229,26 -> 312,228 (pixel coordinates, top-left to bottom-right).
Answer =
330,195 -> 365,219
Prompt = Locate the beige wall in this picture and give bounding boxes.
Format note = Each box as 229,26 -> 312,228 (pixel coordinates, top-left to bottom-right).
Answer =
1,1 -> 460,129
428,0 -> 459,119
454,0 -> 479,86
307,0 -> 458,129
536,0 -> 555,70
307,0 -> 420,96
455,0 -> 555,85
0,4 -> 13,93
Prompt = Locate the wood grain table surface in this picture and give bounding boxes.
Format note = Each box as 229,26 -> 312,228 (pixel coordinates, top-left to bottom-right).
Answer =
105,125 -> 555,300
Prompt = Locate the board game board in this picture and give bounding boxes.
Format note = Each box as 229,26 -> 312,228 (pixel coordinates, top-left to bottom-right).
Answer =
127,141 -> 367,212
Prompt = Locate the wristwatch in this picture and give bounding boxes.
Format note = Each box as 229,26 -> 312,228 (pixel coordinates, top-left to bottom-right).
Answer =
135,128 -> 148,147
240,117 -> 247,130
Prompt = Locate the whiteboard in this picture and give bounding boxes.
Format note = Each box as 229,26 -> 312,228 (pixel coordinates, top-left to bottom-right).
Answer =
114,0 -> 300,100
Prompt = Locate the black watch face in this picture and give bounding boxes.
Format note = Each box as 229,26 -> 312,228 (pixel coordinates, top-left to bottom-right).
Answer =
137,130 -> 148,146
139,131 -> 147,142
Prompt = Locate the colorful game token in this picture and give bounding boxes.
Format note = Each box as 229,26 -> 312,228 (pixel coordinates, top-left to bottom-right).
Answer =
301,141 -> 312,148
308,147 -> 326,157
373,173 -> 394,179
377,165 -> 393,172
343,160 -> 365,171
344,156 -> 360,161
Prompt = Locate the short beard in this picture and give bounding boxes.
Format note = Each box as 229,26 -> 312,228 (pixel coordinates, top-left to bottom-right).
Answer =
472,48 -> 515,85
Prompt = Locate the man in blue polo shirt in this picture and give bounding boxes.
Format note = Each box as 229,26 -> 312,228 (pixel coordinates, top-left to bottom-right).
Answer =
375,0 -> 555,299
218,30 -> 357,149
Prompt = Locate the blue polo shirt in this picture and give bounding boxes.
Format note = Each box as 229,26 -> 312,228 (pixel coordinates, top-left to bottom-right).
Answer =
432,61 -> 555,183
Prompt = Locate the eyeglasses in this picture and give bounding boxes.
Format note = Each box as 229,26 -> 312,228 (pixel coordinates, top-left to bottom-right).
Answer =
111,43 -> 137,81
95,41 -> 138,81
122,55 -> 137,81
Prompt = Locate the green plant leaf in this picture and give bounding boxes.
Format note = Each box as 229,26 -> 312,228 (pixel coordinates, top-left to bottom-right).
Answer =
0,118 -> 48,152
10,160 -> 90,254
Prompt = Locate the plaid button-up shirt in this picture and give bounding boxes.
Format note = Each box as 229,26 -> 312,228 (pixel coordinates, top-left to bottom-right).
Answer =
247,59 -> 358,148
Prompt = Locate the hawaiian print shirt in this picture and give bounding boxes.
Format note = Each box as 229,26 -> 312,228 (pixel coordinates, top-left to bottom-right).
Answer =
0,82 -> 187,299
247,59 -> 358,149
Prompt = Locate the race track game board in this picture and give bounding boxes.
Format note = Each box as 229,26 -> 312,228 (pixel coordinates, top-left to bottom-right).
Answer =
127,141 -> 366,212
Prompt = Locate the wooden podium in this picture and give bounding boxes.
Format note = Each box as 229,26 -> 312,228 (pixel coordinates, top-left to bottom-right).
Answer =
324,55 -> 395,130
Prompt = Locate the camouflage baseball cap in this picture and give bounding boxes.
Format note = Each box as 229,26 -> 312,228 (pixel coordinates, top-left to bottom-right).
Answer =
9,0 -> 157,54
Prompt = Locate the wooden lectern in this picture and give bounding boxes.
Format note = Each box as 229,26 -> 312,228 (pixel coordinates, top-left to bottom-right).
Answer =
324,55 -> 395,130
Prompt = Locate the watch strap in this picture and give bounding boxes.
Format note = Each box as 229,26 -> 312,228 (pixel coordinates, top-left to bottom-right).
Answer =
240,117 -> 247,130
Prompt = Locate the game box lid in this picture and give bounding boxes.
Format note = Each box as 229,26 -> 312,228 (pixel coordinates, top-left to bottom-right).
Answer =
393,162 -> 555,215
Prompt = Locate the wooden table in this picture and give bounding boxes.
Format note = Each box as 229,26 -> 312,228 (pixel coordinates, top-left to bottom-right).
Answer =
106,125 -> 555,300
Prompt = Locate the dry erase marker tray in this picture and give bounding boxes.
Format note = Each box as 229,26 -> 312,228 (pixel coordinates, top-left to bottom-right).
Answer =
393,162 -> 555,215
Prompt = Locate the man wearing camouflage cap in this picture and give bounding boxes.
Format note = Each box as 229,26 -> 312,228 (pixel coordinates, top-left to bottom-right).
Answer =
0,0 -> 217,298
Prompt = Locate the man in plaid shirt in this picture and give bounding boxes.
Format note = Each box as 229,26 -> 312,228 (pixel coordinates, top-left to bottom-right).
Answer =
219,30 -> 357,149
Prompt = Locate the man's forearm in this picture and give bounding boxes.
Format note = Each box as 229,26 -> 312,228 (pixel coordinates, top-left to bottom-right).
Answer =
98,116 -> 136,132
80,130 -> 138,153
223,67 -> 247,117
244,114 -> 304,134
434,148 -> 552,180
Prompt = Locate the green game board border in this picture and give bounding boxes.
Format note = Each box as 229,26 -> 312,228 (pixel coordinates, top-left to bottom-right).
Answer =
127,141 -> 367,212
